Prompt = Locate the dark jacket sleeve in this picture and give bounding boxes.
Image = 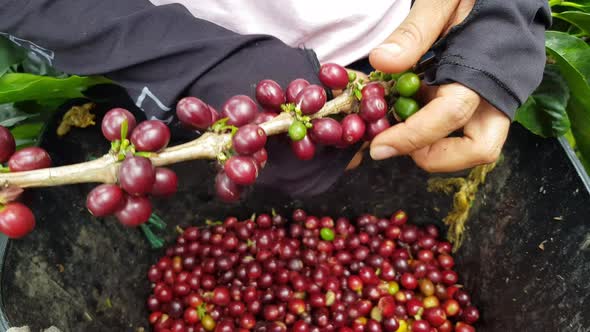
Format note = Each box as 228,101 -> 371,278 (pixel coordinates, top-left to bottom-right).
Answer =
0,0 -> 355,197
424,0 -> 552,118
0,0 -> 322,121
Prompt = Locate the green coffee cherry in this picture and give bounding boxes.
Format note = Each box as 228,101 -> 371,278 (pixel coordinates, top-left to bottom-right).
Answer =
288,120 -> 307,141
394,97 -> 420,120
395,73 -> 421,97
320,227 -> 335,241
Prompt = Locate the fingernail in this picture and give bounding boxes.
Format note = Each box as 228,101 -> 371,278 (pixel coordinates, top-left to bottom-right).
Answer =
370,145 -> 399,160
375,43 -> 402,58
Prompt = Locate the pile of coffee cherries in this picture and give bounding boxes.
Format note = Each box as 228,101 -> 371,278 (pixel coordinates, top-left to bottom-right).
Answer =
146,210 -> 480,331
85,108 -> 178,226
0,125 -> 53,238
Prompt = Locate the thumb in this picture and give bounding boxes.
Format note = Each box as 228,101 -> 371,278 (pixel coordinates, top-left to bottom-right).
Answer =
369,0 -> 460,73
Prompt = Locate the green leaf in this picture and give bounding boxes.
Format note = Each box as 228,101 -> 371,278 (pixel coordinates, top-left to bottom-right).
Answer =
553,11 -> 590,36
0,99 -> 64,128
11,121 -> 48,149
140,224 -> 164,249
0,73 -> 111,104
10,122 -> 44,140
354,88 -> 362,100
148,213 -> 167,230
17,99 -> 65,114
579,153 -> 590,174
550,0 -> 590,12
0,103 -> 28,126
0,114 -> 37,127
0,103 -> 44,128
567,95 -> 590,169
0,36 -> 25,76
545,31 -> 590,168
563,129 -> 590,173
14,138 -> 36,149
564,129 -> 577,148
515,65 -> 571,137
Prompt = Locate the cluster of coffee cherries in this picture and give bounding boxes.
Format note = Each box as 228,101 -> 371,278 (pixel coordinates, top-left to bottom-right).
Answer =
146,210 -> 479,332
277,64 -> 403,160
173,63 -> 422,202
85,108 -> 178,226
295,65 -> 423,155
0,125 -> 53,238
174,93 -> 269,203
388,73 -> 421,122
0,64 -> 425,236
287,63 -> 392,159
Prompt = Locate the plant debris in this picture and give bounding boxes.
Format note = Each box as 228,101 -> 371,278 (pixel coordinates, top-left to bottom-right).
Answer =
57,102 -> 96,136
539,240 -> 547,251
427,158 -> 500,252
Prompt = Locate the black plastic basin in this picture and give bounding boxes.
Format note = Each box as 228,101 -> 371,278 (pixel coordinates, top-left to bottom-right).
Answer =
0,103 -> 589,332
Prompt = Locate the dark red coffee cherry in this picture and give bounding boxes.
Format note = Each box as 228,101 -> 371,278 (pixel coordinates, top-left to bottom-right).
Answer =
0,125 -> 16,163
151,168 -> 178,197
232,124 -> 267,156
215,172 -> 242,202
319,63 -> 349,90
102,108 -> 137,141
256,80 -> 286,110
286,79 -> 310,103
8,147 -> 51,172
114,194 -> 152,227
311,118 -> 342,145
86,184 -> 124,217
176,97 -> 213,130
224,156 -> 258,186
130,120 -> 171,152
296,85 -> 327,115
291,135 -> 316,160
222,95 -> 258,127
118,156 -> 156,195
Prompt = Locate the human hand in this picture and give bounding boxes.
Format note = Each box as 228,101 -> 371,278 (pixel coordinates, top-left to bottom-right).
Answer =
367,0 -> 510,172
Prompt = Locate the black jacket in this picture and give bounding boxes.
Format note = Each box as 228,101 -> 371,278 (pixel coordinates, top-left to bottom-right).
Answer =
0,0 -> 551,197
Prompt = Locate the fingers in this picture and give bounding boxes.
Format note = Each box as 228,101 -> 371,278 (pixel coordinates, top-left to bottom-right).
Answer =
443,0 -> 477,35
370,84 -> 480,160
410,101 -> 510,172
369,0 -> 460,73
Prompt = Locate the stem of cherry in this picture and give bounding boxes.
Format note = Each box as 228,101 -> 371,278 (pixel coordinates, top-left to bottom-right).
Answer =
0,88 -> 358,189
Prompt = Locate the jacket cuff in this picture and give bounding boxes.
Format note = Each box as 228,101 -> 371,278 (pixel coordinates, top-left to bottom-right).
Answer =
424,0 -> 552,119
426,58 -> 521,118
